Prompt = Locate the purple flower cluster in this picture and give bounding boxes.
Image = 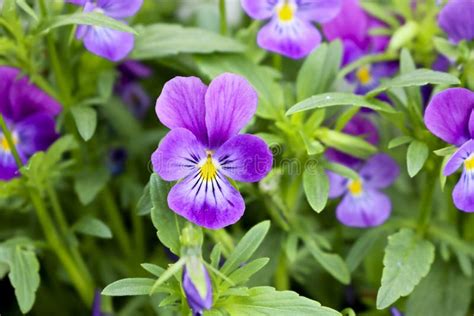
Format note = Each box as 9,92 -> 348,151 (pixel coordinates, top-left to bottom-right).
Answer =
68,0 -> 143,61
152,73 -> 273,229
425,88 -> 474,212
240,0 -> 342,59
322,0 -> 397,94
0,67 -> 61,181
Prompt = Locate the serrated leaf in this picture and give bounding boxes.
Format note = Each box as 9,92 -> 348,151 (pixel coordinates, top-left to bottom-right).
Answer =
73,216 -> 112,239
102,278 -> 155,296
303,166 -> 329,213
376,229 -> 435,309
71,106 -> 97,141
407,140 -> 429,177
287,92 -> 396,115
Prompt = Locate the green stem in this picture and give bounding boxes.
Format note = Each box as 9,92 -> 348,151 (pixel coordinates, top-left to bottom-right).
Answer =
218,0 -> 227,35
274,253 -> 289,290
0,114 -> 23,167
417,170 -> 437,235
273,54 -> 282,72
102,187 -> 132,256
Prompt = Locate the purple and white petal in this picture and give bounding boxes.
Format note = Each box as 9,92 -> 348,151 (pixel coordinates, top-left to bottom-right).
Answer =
444,139 -> 474,176
205,73 -> 258,148
155,76 -> 208,146
15,113 -> 59,157
240,0 -> 276,20
0,150 -> 20,181
424,88 -> 474,147
359,153 -> 400,189
327,171 -> 348,198
257,17 -> 321,59
167,171 -> 245,229
151,128 -> 206,182
98,0 -> 143,19
82,26 -> 134,62
452,169 -> 474,212
438,0 -> 474,43
296,0 -> 342,23
336,189 -> 391,227
214,134 -> 273,182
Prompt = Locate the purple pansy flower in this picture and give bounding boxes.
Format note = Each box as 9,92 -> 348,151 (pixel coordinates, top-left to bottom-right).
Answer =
438,0 -> 474,43
151,73 -> 273,229
0,67 -> 61,181
240,0 -> 342,59
390,307 -> 404,316
328,154 -> 399,227
116,61 -> 152,118
182,260 -> 213,315
325,114 -> 379,168
424,88 -> 474,212
68,0 -> 143,61
322,0 -> 397,94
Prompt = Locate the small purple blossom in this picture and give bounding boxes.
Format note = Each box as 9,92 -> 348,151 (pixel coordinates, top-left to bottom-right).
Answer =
322,0 -> 397,94
182,259 -> 213,315
116,61 -> 152,118
438,0 -> 474,43
328,154 -> 399,228
390,307 -> 404,316
68,0 -> 143,61
152,73 -> 273,229
0,67 -> 61,181
424,88 -> 474,212
240,0 -> 342,59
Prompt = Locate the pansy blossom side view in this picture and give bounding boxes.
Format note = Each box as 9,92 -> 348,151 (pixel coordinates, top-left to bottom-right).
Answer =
152,73 -> 273,229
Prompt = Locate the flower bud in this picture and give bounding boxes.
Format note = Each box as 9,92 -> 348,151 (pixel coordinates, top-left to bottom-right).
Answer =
182,257 -> 212,315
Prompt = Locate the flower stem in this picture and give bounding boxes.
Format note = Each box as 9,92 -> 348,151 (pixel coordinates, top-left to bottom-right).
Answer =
417,169 -> 437,235
0,114 -> 23,167
274,252 -> 289,290
218,0 -> 227,35
102,187 -> 132,256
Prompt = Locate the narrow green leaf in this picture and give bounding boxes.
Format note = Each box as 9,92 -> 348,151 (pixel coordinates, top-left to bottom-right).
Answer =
16,0 -> 38,21
346,228 -> 386,272
227,258 -> 269,286
433,37 -> 458,60
303,166 -> 329,213
150,259 -> 186,295
102,278 -> 155,296
73,216 -> 112,239
388,135 -> 413,149
433,145 -> 456,157
137,181 -> 152,216
376,229 -> 435,309
71,106 -> 97,141
388,21 -> 419,51
299,132 -> 325,156
317,128 -> 377,159
407,140 -> 429,177
322,161 -> 359,180
141,263 -> 165,278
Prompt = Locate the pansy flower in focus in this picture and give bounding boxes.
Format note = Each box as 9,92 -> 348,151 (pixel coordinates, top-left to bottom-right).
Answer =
328,153 -> 400,227
240,0 -> 342,59
116,61 -> 152,118
438,0 -> 474,43
424,88 -> 474,212
322,0 -> 397,94
67,0 -> 143,61
0,67 -> 61,181
152,73 -> 273,229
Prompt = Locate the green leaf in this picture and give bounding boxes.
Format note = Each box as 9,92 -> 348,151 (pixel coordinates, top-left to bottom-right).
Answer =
388,135 -> 413,149
376,229 -> 435,309
299,132 -> 325,156
433,145 -> 456,157
102,278 -> 155,296
368,69 -> 460,97
16,0 -> 38,22
217,286 -> 340,316
360,2 -> 399,27
388,21 -> 419,51
74,167 -> 110,205
433,37 -> 458,60
316,128 -> 377,159
400,49 -> 422,107
346,228 -> 386,272
8,247 -> 40,314
227,258 -> 269,286
221,221 -> 270,275
137,181 -> 152,216
296,40 -> 342,100
150,174 -> 183,255
406,140 -> 429,177
322,161 -> 359,180
73,216 -> 112,239
71,106 -> 97,141
150,259 -> 186,295
287,92 -> 396,115
38,12 -> 137,35
141,263 -> 165,278
303,236 -> 350,284
303,166 -> 329,213
406,261 -> 471,316
131,23 -> 244,59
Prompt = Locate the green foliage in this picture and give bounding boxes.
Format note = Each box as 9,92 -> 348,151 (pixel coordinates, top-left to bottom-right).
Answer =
406,140 -> 429,177
303,166 -> 329,213
73,216 -> 113,239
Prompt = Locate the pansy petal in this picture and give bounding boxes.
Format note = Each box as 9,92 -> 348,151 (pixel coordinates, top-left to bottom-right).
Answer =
15,114 -> 59,157
155,76 -> 208,145
168,171 -> 245,229
214,134 -> 273,182
336,189 -> 391,227
257,18 -> 321,59
151,128 -> 205,181
121,83 -> 151,118
452,170 -> 474,213
296,0 -> 342,23
443,139 -> 474,176
67,0 -> 87,5
0,151 -> 19,181
205,73 -> 258,148
83,26 -> 134,62
438,0 -> 474,43
0,66 -> 19,119
359,153 -> 399,189
327,171 -> 347,198
98,0 -> 143,19
424,88 -> 474,146
240,0 -> 276,19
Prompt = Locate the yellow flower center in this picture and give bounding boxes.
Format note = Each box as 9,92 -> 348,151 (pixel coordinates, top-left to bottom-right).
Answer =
278,2 -> 295,22
0,133 -> 18,153
348,179 -> 363,196
356,65 -> 373,86
465,156 -> 474,171
200,151 -> 218,181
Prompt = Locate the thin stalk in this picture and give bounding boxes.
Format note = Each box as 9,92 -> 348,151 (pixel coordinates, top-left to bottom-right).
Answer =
102,187 -> 132,256
274,253 -> 289,290
218,0 -> 227,35
0,114 -> 22,167
417,170 -> 437,235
